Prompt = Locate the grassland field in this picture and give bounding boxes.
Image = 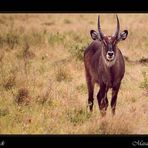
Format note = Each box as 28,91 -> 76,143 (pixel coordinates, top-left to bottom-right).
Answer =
0,14 -> 148,134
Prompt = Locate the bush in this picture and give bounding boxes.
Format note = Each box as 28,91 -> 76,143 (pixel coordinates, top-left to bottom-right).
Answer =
66,107 -> 91,126
76,83 -> 87,94
3,75 -> 16,90
139,57 -> 148,64
15,88 -> 30,105
16,41 -> 35,61
48,32 -> 65,46
54,65 -> 72,82
63,19 -> 72,24
0,108 -> 9,117
0,29 -> 20,49
140,71 -> 148,92
69,42 -> 88,61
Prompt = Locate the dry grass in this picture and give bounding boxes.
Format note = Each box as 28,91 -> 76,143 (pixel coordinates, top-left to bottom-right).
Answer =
0,13 -> 148,134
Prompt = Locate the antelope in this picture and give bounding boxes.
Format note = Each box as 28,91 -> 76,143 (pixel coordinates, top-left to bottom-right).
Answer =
84,15 -> 128,116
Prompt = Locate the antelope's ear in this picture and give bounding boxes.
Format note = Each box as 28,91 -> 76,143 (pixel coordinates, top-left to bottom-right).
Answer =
90,30 -> 98,40
118,30 -> 128,41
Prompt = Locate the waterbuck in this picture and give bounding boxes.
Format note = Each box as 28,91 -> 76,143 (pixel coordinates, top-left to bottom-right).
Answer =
84,15 -> 128,116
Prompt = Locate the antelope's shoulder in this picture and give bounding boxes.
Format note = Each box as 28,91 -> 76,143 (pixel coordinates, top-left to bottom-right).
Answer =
84,40 -> 101,56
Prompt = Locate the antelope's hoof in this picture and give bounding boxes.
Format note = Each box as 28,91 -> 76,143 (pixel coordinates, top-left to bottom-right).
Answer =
100,110 -> 106,117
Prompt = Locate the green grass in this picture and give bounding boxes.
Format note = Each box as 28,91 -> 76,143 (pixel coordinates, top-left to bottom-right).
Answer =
0,14 -> 148,134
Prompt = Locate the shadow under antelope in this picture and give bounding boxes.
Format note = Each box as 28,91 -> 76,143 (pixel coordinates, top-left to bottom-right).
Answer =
84,15 -> 128,116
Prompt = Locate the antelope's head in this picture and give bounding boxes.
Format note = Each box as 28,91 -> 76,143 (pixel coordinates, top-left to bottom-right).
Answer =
90,15 -> 128,62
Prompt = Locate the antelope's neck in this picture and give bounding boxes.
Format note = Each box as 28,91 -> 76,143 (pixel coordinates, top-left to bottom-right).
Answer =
101,48 -> 119,88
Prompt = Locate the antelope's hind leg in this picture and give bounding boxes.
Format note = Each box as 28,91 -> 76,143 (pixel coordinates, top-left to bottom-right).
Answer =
86,73 -> 94,112
87,80 -> 94,111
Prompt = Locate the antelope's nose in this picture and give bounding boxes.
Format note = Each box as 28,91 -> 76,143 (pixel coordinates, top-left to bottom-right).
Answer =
108,51 -> 114,57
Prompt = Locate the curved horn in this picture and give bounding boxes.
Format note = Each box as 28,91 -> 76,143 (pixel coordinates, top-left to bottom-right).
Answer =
98,15 -> 104,38
114,15 -> 120,38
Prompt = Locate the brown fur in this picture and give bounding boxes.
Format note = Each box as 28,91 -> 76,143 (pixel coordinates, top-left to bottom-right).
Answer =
84,39 -> 125,116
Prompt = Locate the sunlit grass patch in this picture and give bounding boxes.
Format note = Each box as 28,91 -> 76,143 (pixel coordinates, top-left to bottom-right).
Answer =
54,65 -> 72,82
15,88 -> 30,105
66,107 -> 91,126
0,14 -> 148,134
140,71 -> 148,93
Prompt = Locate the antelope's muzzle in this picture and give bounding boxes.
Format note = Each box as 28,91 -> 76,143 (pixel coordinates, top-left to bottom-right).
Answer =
106,51 -> 114,61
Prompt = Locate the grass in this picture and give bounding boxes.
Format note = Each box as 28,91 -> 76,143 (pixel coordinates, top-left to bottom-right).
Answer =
69,42 -> 89,61
0,14 -> 148,134
140,71 -> 148,93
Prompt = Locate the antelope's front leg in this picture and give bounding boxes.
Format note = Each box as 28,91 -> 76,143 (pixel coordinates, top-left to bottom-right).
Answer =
111,83 -> 121,115
97,84 -> 108,116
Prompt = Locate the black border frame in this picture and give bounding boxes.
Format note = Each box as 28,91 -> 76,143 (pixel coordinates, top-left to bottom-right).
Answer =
0,0 -> 147,12
1,135 -> 148,147
0,0 -> 148,147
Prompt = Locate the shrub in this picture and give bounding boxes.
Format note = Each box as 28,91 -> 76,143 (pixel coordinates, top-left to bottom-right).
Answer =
69,42 -> 88,61
63,19 -> 72,24
55,66 -> 72,82
99,115 -> 134,134
48,32 -> 65,46
66,107 -> 91,126
0,108 -> 9,117
3,75 -> 16,90
140,71 -> 148,92
0,29 -> 20,49
15,88 -> 30,105
76,83 -> 87,94
139,57 -> 148,64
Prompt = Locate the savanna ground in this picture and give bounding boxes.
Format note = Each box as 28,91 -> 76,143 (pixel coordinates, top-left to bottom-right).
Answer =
0,14 -> 148,134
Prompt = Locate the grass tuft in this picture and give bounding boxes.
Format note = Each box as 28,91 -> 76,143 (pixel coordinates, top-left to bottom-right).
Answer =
15,88 -> 30,105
